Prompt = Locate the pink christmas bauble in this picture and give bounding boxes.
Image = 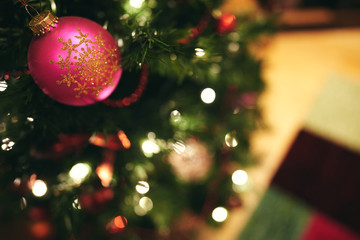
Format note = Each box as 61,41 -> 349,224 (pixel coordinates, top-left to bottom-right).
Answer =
28,15 -> 122,106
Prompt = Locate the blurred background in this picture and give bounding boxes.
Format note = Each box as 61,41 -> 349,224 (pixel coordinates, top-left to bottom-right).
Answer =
200,0 -> 360,239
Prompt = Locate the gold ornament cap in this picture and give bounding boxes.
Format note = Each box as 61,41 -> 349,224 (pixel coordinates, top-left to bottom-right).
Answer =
29,10 -> 59,36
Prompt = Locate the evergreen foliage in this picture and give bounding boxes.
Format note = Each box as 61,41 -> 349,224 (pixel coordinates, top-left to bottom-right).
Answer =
0,0 -> 275,239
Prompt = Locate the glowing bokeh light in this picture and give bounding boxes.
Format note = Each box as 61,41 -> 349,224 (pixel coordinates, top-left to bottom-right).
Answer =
232,170 -> 248,185
69,163 -> 91,184
225,132 -> 238,147
96,162 -> 113,187
135,181 -> 150,194
2,137 -> 15,151
114,216 -> 128,229
201,88 -> 216,104
0,81 -> 7,92
141,140 -> 160,155
27,117 -> 35,122
170,110 -> 181,122
32,179 -> 47,197
139,196 -> 153,212
172,140 -> 186,154
72,198 -> 81,210
212,207 -> 228,222
195,48 -> 205,57
30,221 -> 52,239
130,0 -> 144,8
134,205 -> 147,216
50,0 -> 57,12
106,216 -> 128,234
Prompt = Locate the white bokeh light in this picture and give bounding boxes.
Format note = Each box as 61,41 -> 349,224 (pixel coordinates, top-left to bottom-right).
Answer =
225,132 -> 238,147
136,181 -> 150,194
195,48 -> 205,57
69,163 -> 91,184
0,81 -> 7,92
139,196 -> 153,211
232,170 -> 248,185
32,179 -> 47,197
201,88 -> 216,104
130,0 -> 144,8
142,140 -> 160,155
212,207 -> 228,222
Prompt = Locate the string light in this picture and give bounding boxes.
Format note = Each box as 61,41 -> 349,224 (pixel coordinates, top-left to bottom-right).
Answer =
49,0 -> 57,13
106,216 -> 128,234
201,88 -> 216,104
2,137 -> 15,151
139,196 -> 153,211
32,179 -> 47,197
129,0 -> 144,8
96,163 -> 113,187
195,48 -> 205,57
27,117 -> 34,122
212,207 -> 228,222
117,38 -> 124,47
141,138 -> 160,157
0,81 -> 7,92
72,198 -> 81,210
135,181 -> 150,194
225,132 -> 238,147
69,163 -> 91,184
170,110 -> 181,122
232,170 -> 248,185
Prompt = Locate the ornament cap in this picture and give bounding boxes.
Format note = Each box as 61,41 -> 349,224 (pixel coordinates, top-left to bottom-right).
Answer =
29,10 -> 59,36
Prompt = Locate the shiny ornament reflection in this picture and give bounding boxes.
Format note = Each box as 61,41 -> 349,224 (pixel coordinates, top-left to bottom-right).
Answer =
168,138 -> 212,182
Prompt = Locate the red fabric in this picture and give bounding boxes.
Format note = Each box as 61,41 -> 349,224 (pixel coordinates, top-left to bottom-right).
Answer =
301,213 -> 360,240
272,130 -> 360,233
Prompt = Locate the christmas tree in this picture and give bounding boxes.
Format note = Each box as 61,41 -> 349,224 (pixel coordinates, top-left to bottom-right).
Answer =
0,0 -> 275,239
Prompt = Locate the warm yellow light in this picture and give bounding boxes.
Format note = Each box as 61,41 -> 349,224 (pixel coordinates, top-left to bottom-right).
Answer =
129,0 -> 144,8
69,163 -> 91,184
135,181 -> 150,194
232,170 -> 248,185
201,88 -> 216,104
32,179 -> 47,197
96,163 -> 113,187
212,207 -> 228,222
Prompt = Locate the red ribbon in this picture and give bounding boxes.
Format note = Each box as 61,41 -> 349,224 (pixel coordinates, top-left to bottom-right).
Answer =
102,64 -> 149,108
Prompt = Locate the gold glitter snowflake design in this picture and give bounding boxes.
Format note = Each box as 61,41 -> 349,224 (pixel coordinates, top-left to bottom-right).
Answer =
50,28 -> 120,97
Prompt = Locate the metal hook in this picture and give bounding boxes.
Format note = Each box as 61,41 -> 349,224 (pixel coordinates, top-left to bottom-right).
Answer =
24,4 -> 40,18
